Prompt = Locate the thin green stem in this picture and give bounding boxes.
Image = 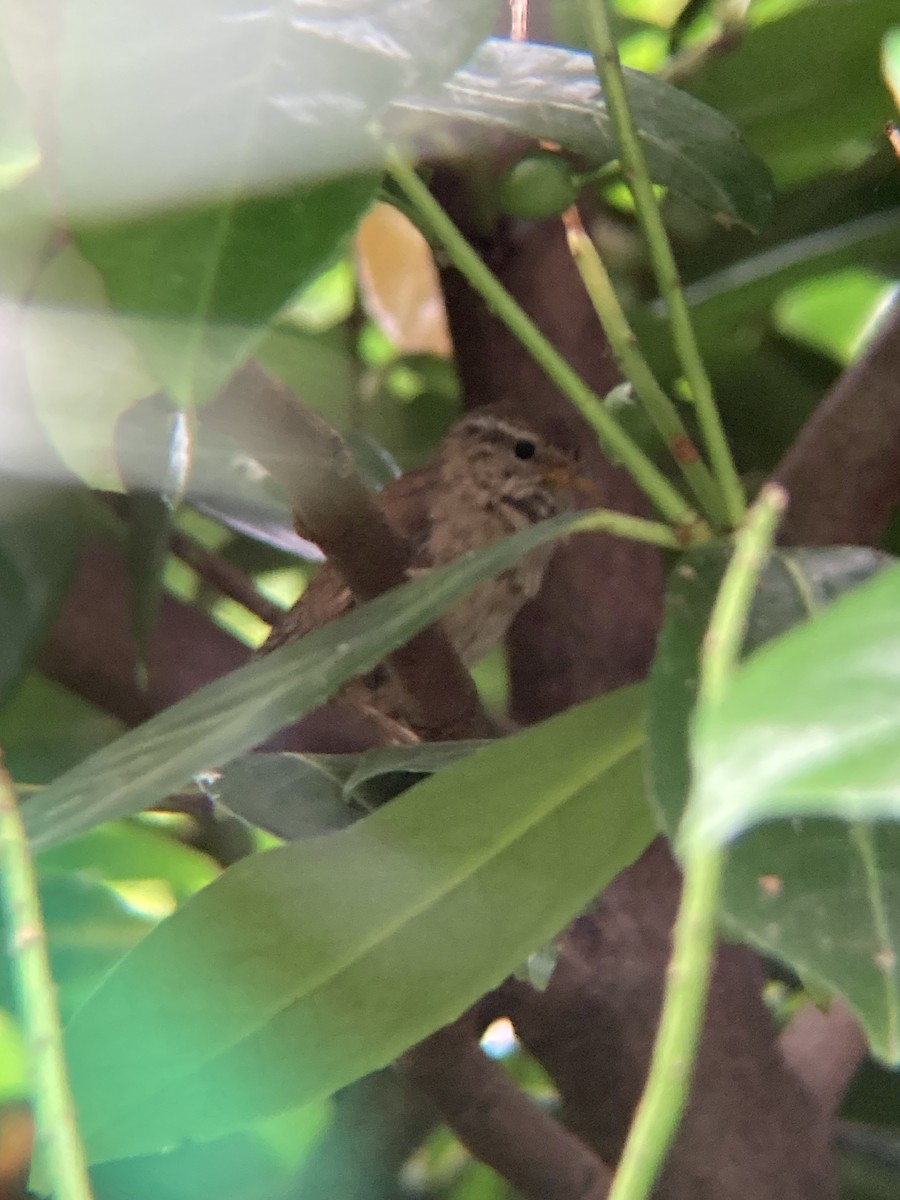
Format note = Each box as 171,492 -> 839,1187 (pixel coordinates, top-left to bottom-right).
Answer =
579,0 -> 747,529
385,150 -> 709,544
698,483 -> 789,708
562,208 -> 728,528
608,483 -> 788,1200
573,506 -> 685,549
0,757 -> 94,1200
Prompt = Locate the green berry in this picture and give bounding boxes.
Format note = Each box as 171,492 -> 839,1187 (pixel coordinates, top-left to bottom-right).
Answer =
498,152 -> 578,220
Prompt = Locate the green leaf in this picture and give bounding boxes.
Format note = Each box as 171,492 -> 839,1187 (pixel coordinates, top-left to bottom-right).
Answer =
884,26 -> 900,108
22,509 -> 597,851
214,742 -> 491,839
0,675 -> 123,786
38,822 -> 218,906
390,38 -> 775,229
210,754 -> 358,840
647,544 -> 900,1062
63,687 -> 655,1162
647,543 -> 889,834
689,0 -> 900,186
689,564 -> 900,844
772,268 -> 898,366
640,207 -> 900,379
49,0 -> 503,217
75,175 -> 380,405
0,484 -> 80,706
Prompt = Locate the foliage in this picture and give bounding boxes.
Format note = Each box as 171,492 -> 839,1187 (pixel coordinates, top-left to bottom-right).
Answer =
0,0 -> 899,1198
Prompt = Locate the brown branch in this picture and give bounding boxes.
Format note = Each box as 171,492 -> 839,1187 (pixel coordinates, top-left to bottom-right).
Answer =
169,528 -> 284,628
774,298 -> 900,545
432,174 -> 842,1198
779,1000 -> 869,1119
400,1006 -> 611,1200
203,363 -> 498,742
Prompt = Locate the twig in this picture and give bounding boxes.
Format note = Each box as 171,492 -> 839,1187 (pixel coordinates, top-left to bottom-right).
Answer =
561,207 -> 727,527
0,755 -> 94,1200
384,151 -> 709,543
607,484 -> 787,1200
169,529 -> 284,627
579,0 -> 746,529
401,1008 -> 611,1200
574,508 -> 684,548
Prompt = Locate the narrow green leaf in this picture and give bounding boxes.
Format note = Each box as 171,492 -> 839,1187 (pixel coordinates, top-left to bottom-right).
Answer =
689,564 -> 900,844
390,38 -> 774,229
63,687 -> 655,1162
23,510 -> 597,851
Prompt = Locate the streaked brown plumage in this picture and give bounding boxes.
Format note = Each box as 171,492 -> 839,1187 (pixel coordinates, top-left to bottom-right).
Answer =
260,410 -> 594,738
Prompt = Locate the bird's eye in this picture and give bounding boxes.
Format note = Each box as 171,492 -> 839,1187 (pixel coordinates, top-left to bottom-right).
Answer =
514,439 -> 536,460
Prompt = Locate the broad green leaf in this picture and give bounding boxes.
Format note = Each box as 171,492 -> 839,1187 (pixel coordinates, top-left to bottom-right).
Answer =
75,175 -> 379,405
89,1131 -> 282,1200
689,564 -> 900,844
647,543 -> 890,834
63,687 -> 655,1162
22,509 -> 601,851
213,742 -> 490,839
720,819 -> 900,1064
647,544 -> 900,1061
689,0 -> 900,186
0,483 -> 80,706
390,38 -> 774,229
39,0 -> 503,217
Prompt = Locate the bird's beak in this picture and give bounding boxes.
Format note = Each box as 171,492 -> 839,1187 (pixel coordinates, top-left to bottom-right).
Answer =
542,463 -> 605,507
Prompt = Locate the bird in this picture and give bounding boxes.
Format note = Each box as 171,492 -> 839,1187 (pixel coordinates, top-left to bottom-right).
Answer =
259,409 -> 598,740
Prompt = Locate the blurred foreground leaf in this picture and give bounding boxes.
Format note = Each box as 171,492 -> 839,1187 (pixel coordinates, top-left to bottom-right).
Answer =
64,687 -> 653,1162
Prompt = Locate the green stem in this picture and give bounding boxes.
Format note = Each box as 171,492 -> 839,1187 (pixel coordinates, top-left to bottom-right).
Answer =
385,150 -> 709,543
0,757 -> 94,1200
573,507 -> 685,549
608,483 -> 788,1200
562,208 -> 728,527
579,0 -> 747,529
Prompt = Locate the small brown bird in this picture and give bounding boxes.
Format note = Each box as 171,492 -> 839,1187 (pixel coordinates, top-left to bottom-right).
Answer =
261,410 -> 596,738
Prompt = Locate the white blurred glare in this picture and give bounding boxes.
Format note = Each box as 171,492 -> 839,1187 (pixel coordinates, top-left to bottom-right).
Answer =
0,0 -> 499,220
480,1016 -> 518,1059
